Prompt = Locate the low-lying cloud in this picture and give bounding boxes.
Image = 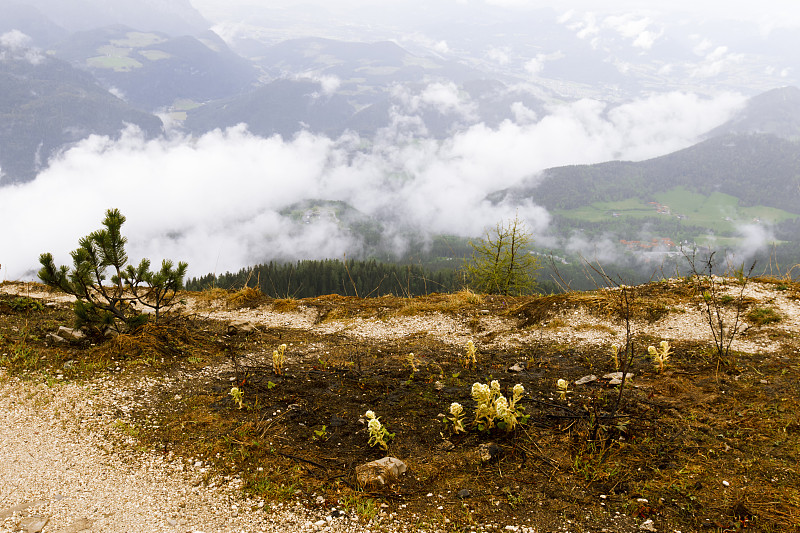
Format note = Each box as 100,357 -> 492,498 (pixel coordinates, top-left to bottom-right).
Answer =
0,90 -> 746,281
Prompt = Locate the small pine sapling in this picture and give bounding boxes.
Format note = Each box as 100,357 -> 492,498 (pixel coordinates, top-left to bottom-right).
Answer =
38,208 -> 187,334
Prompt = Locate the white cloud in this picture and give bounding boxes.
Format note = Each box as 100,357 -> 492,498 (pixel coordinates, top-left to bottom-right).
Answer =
0,30 -> 44,64
433,40 -> 451,55
510,102 -> 538,124
391,82 -> 478,120
108,86 -> 127,100
486,46 -> 511,65
298,73 -> 342,96
569,12 -> 601,41
689,46 -> 745,78
603,14 -> 663,50
524,51 -> 565,75
0,91 -> 747,281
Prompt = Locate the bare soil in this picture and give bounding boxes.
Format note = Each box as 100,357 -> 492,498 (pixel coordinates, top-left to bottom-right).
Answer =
2,278 -> 800,532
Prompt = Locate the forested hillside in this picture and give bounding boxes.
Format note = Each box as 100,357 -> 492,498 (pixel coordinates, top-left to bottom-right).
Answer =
186,259 -> 464,298
512,133 -> 800,212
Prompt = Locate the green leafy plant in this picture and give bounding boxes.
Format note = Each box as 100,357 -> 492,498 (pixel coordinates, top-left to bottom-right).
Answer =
0,325 -> 40,371
313,425 -> 328,441
471,380 -> 527,432
463,340 -> 477,368
272,343 -> 287,375
406,352 -> 420,375
38,208 -> 187,334
556,378 -> 570,400
610,344 -> 620,370
447,402 -> 466,433
229,386 -> 244,409
648,340 -> 672,373
364,410 -> 394,450
747,306 -> 782,326
9,297 -> 44,312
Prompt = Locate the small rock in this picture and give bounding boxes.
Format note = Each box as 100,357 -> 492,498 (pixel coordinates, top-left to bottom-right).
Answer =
46,333 -> 67,344
20,516 -> 49,533
57,326 -> 85,342
603,372 -> 634,385
575,374 -> 598,385
478,443 -> 502,463
434,381 -> 444,391
60,518 -> 93,533
438,440 -> 454,452
355,457 -> 408,489
167,518 -> 177,526
639,518 -> 657,531
457,489 -> 471,499
329,415 -> 347,427
226,321 -> 256,335
508,363 -> 525,372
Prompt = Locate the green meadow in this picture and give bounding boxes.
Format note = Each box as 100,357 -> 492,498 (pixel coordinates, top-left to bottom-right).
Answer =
557,186 -> 799,235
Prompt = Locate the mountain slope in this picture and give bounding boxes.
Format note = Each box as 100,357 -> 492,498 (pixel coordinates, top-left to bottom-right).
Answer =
507,133 -> 800,213
706,86 -> 800,140
2,0 -> 209,36
0,2 -> 68,46
0,48 -> 162,184
51,26 -> 258,110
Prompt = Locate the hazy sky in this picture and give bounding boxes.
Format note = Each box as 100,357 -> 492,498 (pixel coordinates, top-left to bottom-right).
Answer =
191,0 -> 800,28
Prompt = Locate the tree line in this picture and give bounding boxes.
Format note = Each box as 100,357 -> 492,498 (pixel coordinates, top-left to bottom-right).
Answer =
185,259 -> 465,298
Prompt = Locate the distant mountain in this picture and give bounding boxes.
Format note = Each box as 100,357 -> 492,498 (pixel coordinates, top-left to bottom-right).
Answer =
0,2 -> 68,46
0,0 -> 209,36
184,37 -> 546,138
0,48 -> 162,184
184,79 -> 355,138
706,86 -> 800,140
51,26 -> 258,110
499,133 -> 800,215
252,37 -> 478,85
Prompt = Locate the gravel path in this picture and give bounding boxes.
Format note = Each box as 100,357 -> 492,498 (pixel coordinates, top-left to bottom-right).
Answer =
0,372 -> 436,533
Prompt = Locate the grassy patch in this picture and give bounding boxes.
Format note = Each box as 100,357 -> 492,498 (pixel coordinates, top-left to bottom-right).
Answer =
747,306 -> 782,326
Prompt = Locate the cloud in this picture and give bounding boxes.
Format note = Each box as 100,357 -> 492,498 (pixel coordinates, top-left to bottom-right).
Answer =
0,91 -> 746,281
0,30 -> 44,64
569,12 -> 601,42
602,14 -> 663,50
689,46 -> 745,78
391,82 -> 478,120
731,223 -> 776,264
486,46 -> 511,65
524,51 -> 565,75
298,73 -> 342,96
